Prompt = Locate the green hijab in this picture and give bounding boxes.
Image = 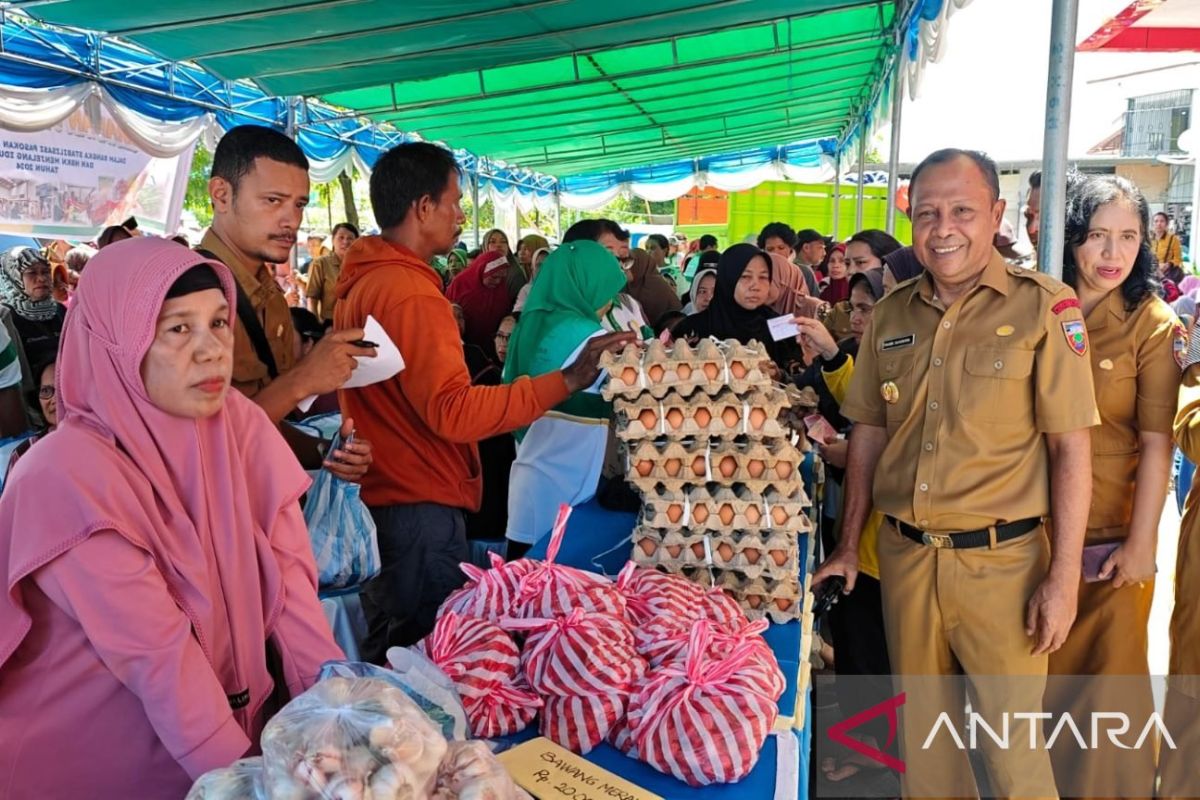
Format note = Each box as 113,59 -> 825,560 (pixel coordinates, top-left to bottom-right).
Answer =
503,240 -> 627,435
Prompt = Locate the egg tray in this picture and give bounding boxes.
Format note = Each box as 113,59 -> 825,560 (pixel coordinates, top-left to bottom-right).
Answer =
631,526 -> 800,582
626,438 -> 803,496
601,338 -> 774,401
614,386 -> 792,441
638,487 -> 812,534
716,572 -> 804,624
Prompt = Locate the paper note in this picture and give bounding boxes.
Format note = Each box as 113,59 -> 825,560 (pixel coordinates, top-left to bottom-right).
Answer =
499,738 -> 662,800
767,313 -> 801,342
297,314 -> 404,412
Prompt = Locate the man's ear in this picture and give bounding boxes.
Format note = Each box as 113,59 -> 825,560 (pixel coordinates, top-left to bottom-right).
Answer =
992,198 -> 1008,231
209,176 -> 233,214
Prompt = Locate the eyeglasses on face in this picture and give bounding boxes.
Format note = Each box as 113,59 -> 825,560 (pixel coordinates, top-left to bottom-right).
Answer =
38,385 -> 54,399
494,332 -> 512,342
22,268 -> 51,279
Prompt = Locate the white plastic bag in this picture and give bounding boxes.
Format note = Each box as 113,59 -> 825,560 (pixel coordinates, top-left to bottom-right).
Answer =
185,758 -> 265,800
321,657 -> 469,742
303,433 -> 381,590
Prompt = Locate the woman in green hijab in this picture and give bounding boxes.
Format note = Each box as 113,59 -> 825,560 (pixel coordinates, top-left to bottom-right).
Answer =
502,240 -> 629,556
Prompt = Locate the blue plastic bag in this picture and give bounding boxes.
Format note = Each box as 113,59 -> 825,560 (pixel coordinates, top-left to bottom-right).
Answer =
303,434 -> 381,590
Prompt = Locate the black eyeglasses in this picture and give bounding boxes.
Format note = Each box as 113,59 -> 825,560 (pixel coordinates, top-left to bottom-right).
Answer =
38,385 -> 54,400
494,332 -> 511,342
22,268 -> 51,280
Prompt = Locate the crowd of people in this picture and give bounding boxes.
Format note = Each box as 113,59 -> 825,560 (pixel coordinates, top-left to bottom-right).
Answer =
1,121 -> 1199,797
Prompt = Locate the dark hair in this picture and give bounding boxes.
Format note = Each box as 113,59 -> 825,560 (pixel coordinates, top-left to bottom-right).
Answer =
332,222 -> 360,239
697,249 -> 721,267
646,233 -> 669,251
289,307 -> 325,343
65,246 -> 92,271
211,125 -> 309,192
169,235 -> 190,248
1028,170 -> 1041,191
165,264 -> 223,299
614,226 -> 631,243
757,222 -> 797,250
654,309 -> 687,336
370,142 -> 461,230
1062,173 -> 1159,311
563,218 -> 624,243
910,148 -> 1001,203
1154,211 -> 1170,223
699,234 -> 718,249
848,229 -> 904,260
796,228 -> 824,247
96,225 -> 131,249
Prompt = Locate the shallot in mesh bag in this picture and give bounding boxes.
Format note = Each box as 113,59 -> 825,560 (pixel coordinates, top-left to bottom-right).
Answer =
260,676 -> 447,800
512,505 -> 624,619
415,611 -> 541,738
439,550 -> 535,622
432,741 -> 529,800
614,561 -> 707,626
622,625 -> 780,786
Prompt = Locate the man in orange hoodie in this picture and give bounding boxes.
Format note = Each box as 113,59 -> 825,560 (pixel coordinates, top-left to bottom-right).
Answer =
335,142 -> 633,659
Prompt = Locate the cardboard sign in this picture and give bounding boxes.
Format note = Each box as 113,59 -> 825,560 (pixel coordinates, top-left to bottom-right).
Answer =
499,738 -> 663,800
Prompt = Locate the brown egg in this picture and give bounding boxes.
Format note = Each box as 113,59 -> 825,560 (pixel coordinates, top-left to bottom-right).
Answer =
718,456 -> 737,478
666,504 -> 683,524
694,408 -> 712,428
638,538 -> 657,556
770,549 -> 788,566
703,362 -> 719,380
692,456 -> 709,476
745,504 -> 762,524
620,367 -> 638,386
747,595 -> 763,609
692,504 -> 710,524
774,598 -> 794,612
771,506 -> 789,526
749,408 -> 767,430
775,461 -> 793,479
718,504 -> 735,526
665,545 -> 683,558
691,542 -> 706,559
648,364 -> 665,382
717,542 -> 734,562
638,408 -> 657,430
664,458 -> 682,477
747,459 -> 765,478
730,361 -> 747,379
676,363 -> 692,381
666,408 -> 684,429
744,548 -> 761,564
721,406 -> 740,429
635,460 -> 653,477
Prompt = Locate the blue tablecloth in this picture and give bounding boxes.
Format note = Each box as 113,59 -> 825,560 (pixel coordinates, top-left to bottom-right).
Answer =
521,492 -> 811,800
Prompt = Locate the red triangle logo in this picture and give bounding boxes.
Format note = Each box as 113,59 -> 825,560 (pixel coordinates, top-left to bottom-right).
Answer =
826,691 -> 907,773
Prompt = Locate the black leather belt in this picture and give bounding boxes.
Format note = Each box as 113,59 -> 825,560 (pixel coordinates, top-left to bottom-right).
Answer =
887,516 -> 1041,549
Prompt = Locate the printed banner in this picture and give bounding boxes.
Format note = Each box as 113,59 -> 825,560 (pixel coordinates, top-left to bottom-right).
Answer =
0,98 -> 192,239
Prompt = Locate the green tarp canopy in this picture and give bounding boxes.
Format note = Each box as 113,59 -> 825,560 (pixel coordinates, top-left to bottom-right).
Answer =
26,1 -> 901,176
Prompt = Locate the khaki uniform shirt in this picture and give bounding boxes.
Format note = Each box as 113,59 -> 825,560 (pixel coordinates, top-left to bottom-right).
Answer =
199,230 -> 296,398
1153,233 -> 1182,269
306,253 -> 342,322
1084,290 -> 1182,534
842,249 -> 1100,532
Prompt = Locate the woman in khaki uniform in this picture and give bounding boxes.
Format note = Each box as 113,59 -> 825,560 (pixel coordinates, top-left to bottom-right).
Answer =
1046,174 -> 1182,799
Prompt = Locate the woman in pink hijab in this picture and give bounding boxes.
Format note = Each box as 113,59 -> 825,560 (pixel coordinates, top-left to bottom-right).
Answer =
0,238 -> 342,798
766,250 -> 810,316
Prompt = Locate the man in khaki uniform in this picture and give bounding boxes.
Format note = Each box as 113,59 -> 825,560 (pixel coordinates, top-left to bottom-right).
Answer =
815,149 -> 1097,798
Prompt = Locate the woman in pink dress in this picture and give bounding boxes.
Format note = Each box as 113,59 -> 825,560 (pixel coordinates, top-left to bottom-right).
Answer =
0,237 -> 342,798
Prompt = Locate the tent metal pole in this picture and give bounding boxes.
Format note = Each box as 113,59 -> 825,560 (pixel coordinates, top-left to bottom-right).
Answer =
555,190 -> 563,242
832,154 -> 841,240
855,122 -> 867,233
886,66 -> 904,235
1036,0 -> 1079,278
472,168 -> 482,248
1190,92 -> 1200,265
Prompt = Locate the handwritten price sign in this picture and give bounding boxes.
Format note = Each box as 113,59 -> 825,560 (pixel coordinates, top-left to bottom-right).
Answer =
499,738 -> 662,800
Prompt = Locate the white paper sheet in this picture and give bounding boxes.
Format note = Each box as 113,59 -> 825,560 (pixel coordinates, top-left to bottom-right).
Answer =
767,313 -> 801,342
297,314 -> 404,413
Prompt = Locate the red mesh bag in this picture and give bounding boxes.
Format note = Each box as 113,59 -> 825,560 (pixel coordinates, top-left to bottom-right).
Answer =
513,505 -> 624,619
416,611 -> 541,738
622,625 -> 780,785
702,586 -> 750,629
614,562 -> 707,626
439,551 -> 536,622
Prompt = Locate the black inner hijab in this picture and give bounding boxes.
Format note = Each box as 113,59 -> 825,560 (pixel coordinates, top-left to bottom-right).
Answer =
165,264 -> 222,299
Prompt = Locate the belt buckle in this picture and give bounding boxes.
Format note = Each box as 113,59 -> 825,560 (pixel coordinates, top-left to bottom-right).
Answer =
922,532 -> 953,549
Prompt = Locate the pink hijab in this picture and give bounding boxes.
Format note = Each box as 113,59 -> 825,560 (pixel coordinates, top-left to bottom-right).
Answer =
0,237 -> 311,730
767,252 -> 809,316
446,251 -> 515,351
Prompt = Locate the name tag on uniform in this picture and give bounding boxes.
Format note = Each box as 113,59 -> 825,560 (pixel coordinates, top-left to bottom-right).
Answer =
881,334 -> 916,351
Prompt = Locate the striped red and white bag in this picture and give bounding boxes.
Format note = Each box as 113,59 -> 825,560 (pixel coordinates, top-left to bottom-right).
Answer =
623,625 -> 780,786
439,551 -> 536,622
503,608 -> 643,697
416,611 -> 541,737
513,505 -> 625,619
702,586 -> 750,630
614,562 -> 707,626
540,692 -> 628,754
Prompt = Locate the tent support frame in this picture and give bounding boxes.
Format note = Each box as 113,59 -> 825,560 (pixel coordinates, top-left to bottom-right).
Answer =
1036,0 -> 1079,279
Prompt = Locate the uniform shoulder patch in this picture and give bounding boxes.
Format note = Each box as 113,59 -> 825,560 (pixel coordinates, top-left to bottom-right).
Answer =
1051,297 -> 1080,315
1062,319 -> 1088,356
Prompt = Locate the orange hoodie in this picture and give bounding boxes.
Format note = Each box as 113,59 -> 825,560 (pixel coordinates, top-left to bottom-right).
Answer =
334,236 -> 569,510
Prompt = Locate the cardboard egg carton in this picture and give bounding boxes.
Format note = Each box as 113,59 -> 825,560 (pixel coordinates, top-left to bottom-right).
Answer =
631,526 -> 799,581
627,439 -> 803,495
716,572 -> 804,623
601,338 -> 775,401
639,486 -> 812,534
614,386 -> 792,441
